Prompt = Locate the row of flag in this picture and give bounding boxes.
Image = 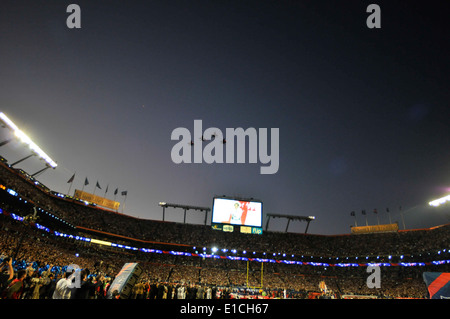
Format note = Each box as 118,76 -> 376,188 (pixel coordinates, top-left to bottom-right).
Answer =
350,206 -> 407,228
67,173 -> 127,197
350,207 -> 402,216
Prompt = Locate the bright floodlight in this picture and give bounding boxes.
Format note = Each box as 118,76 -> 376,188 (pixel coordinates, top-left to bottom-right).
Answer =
0,112 -> 57,168
429,195 -> 450,207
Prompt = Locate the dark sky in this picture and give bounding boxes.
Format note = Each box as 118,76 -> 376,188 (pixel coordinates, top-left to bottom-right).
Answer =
0,0 -> 449,235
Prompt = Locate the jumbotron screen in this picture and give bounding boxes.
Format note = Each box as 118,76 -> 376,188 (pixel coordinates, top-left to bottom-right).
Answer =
211,197 -> 263,228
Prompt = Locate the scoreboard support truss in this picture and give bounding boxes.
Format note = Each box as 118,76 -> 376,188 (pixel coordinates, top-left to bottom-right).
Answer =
265,214 -> 315,234
159,202 -> 211,225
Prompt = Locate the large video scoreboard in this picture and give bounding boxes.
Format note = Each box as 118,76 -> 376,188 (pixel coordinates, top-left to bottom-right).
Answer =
211,197 -> 263,235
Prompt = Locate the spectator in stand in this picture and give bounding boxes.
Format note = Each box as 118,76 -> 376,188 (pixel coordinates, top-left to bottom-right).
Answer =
72,269 -> 92,299
2,269 -> 27,299
39,273 -> 55,299
52,271 -> 73,299
0,257 -> 14,293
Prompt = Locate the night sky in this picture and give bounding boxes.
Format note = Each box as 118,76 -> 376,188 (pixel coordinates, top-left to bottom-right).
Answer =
0,0 -> 449,235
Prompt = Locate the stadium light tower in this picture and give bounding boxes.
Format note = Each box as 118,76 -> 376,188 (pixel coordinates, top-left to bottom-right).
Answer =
0,112 -> 57,173
429,195 -> 450,207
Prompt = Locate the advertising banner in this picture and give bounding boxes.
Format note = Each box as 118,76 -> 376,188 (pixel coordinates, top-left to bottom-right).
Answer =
351,223 -> 399,234
74,189 -> 120,210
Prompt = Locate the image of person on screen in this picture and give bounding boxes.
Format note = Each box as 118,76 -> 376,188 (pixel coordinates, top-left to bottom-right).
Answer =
222,201 -> 248,225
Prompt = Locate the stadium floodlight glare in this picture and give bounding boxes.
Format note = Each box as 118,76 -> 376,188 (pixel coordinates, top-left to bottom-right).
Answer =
0,112 -> 57,168
429,195 -> 450,207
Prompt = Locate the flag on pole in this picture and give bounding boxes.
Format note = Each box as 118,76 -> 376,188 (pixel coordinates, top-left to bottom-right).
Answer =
67,173 -> 76,196
67,173 -> 75,183
350,211 -> 357,227
92,180 -> 101,195
121,191 -> 128,213
362,210 -> 368,226
373,209 -> 380,224
386,207 -> 392,224
81,177 -> 89,192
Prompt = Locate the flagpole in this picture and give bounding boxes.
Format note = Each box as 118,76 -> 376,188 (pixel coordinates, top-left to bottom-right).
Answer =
81,177 -> 88,193
67,172 -> 75,196
121,191 -> 128,213
122,194 -> 127,213
374,209 -> 379,225
113,188 -> 118,211
351,211 -> 357,227
68,180 -> 73,196
399,206 -> 405,229
362,210 -> 368,226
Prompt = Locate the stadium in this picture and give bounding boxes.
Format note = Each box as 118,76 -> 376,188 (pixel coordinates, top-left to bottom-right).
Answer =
0,112 -> 449,302
1,2 -> 449,310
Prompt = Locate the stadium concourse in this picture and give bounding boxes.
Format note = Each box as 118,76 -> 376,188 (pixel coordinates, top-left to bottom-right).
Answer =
0,160 -> 449,300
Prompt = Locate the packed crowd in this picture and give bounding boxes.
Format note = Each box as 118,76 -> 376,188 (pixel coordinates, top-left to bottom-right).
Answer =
1,163 -> 448,260
0,162 -> 449,299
